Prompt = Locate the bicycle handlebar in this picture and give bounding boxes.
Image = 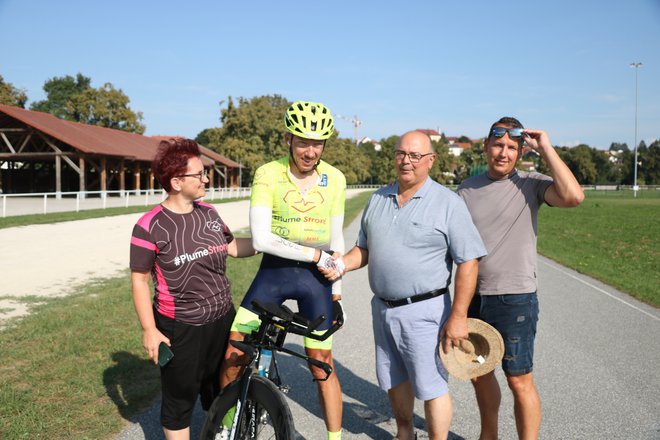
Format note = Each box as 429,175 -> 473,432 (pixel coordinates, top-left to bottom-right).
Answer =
230,340 -> 256,357
251,300 -> 341,341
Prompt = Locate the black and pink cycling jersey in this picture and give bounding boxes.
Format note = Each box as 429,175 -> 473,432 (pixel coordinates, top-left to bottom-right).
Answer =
130,201 -> 234,325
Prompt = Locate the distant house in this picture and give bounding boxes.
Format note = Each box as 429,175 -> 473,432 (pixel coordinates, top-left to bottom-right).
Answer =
415,129 -> 442,143
606,149 -> 623,163
446,136 -> 475,157
448,142 -> 474,157
0,104 -> 242,194
358,136 -> 382,152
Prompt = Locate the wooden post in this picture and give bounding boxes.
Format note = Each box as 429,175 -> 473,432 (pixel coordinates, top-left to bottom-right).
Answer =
119,159 -> 126,194
55,154 -> 62,199
100,157 -> 107,193
134,162 -> 141,192
79,157 -> 86,197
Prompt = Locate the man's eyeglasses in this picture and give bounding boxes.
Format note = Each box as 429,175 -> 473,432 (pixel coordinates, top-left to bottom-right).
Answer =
177,169 -> 208,180
394,150 -> 435,163
490,127 -> 524,139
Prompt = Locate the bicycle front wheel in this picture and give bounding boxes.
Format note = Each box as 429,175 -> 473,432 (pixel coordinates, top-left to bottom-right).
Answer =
201,374 -> 294,440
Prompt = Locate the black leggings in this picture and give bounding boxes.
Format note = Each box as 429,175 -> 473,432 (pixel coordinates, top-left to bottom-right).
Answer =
155,307 -> 235,430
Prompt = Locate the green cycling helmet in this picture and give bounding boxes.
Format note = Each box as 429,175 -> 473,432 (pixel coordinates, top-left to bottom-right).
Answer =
284,101 -> 335,140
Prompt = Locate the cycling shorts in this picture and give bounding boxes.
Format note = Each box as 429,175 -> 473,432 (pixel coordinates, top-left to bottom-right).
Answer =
231,253 -> 334,350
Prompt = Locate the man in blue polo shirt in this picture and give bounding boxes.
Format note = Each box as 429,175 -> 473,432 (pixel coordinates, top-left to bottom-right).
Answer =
325,130 -> 486,440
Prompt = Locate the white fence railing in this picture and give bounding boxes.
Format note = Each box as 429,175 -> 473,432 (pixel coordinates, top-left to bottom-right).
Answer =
2,184 -> 657,218
1,187 -> 252,218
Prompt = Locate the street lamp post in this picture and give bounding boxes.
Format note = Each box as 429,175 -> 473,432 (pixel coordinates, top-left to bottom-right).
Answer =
630,62 -> 643,198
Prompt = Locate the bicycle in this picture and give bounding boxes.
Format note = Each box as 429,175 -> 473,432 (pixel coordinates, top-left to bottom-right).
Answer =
200,300 -> 344,440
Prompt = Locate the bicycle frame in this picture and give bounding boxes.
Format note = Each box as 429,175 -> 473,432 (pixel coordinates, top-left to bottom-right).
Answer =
216,300 -> 341,440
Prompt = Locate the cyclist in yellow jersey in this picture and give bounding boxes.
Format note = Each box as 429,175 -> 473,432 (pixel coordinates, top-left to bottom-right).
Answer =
219,101 -> 346,440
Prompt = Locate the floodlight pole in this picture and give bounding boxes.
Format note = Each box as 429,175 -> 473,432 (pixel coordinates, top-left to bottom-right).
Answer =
630,62 -> 642,198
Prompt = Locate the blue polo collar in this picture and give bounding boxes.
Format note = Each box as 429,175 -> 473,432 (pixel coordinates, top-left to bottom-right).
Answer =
386,177 -> 433,199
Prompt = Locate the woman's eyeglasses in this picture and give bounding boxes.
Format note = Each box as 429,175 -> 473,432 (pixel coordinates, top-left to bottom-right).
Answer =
177,169 -> 208,180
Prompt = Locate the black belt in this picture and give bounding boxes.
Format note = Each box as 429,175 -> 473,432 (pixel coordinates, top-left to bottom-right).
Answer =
381,288 -> 448,308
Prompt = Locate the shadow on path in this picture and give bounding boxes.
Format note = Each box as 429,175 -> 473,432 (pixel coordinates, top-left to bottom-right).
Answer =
278,342 -> 465,439
103,351 -> 205,439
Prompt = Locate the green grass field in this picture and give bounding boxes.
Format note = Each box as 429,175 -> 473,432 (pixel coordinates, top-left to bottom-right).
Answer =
538,190 -> 660,306
0,190 -> 373,439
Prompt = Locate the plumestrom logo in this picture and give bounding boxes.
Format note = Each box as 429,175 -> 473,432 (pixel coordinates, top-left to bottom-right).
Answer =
174,243 -> 228,266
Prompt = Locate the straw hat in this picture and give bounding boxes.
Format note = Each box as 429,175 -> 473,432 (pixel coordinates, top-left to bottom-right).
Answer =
439,318 -> 504,380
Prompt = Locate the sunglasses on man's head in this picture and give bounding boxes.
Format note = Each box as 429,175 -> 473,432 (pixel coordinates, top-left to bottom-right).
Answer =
490,127 -> 524,139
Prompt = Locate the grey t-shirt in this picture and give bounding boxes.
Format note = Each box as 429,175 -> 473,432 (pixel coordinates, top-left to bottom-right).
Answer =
357,177 -> 487,300
457,171 -> 553,296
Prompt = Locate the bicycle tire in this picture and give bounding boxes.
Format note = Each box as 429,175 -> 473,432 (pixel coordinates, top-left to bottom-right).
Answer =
200,374 -> 294,440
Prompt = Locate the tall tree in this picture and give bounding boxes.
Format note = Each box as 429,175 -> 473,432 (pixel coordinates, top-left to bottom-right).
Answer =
641,140 -> 660,185
203,95 -> 291,185
30,74 -> 145,133
558,145 -> 597,184
590,148 -> 614,184
0,75 -> 28,108
30,73 -> 92,118
66,83 -> 145,133
456,141 -> 486,182
429,138 -> 456,184
373,136 -> 399,184
323,137 -> 371,185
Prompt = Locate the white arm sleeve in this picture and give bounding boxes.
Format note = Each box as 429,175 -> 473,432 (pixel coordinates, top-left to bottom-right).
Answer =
329,215 -> 344,296
250,206 -> 316,262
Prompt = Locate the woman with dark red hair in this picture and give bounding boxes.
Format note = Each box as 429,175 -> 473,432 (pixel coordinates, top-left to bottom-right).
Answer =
129,138 -> 255,439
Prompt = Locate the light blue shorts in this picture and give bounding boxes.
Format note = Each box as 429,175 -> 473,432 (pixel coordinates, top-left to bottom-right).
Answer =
371,293 -> 451,401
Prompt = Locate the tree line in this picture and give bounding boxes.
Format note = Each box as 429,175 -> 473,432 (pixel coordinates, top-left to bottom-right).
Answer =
0,73 -> 145,133
2,75 -> 657,186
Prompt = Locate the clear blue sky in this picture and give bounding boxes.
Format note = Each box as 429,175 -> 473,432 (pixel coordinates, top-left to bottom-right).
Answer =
2,0 -> 658,150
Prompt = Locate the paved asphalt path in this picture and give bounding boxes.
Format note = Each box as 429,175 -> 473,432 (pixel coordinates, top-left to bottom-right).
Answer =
117,215 -> 660,439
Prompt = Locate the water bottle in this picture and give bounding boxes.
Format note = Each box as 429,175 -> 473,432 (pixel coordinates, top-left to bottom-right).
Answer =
258,349 -> 272,377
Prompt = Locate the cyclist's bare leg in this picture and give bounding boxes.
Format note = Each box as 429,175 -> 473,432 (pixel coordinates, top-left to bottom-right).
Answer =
163,426 -> 189,440
387,380 -> 415,440
306,347 -> 342,433
219,330 -> 249,389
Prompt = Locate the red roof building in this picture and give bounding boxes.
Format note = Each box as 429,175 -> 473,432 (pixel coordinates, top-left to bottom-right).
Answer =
0,104 -> 241,194
415,129 -> 442,142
